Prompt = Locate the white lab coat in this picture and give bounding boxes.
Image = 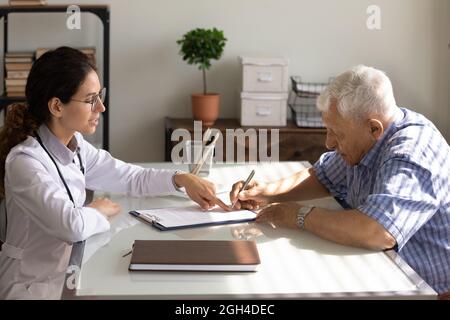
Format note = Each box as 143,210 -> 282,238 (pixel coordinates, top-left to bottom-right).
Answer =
0,125 -> 178,299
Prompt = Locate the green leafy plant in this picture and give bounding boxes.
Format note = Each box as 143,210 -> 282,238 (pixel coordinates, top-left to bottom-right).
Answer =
177,28 -> 227,95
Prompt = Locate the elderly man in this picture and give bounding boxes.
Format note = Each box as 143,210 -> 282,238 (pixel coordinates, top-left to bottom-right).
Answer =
230,65 -> 450,297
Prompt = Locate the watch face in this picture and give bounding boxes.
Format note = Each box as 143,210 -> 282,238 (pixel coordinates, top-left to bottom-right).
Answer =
297,206 -> 313,229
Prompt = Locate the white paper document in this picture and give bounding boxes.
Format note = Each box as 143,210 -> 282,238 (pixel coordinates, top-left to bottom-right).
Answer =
130,206 -> 256,231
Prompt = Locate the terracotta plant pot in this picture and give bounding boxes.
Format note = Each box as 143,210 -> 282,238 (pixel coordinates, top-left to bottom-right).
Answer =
191,93 -> 220,126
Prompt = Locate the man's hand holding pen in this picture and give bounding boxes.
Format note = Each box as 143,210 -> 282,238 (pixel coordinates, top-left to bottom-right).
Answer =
229,169 -> 279,212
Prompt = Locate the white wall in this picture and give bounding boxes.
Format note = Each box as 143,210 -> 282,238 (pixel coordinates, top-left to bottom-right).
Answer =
1,0 -> 449,161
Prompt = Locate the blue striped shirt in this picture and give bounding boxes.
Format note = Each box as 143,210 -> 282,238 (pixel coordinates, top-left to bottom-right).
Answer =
313,107 -> 450,294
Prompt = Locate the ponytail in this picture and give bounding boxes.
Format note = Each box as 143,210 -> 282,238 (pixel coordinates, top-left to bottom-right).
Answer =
0,103 -> 41,197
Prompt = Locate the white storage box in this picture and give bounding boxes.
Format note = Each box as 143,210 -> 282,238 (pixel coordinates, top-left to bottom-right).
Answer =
240,92 -> 288,126
240,57 -> 289,93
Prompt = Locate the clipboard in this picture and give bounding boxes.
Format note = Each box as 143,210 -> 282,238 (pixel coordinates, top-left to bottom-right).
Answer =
129,206 -> 256,231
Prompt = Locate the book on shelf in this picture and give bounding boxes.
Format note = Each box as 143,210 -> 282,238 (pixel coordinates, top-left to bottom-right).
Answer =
5,85 -> 26,91
5,79 -> 27,86
5,62 -> 33,71
5,88 -> 26,96
5,91 -> 25,97
5,52 -> 34,65
9,0 -> 47,6
5,56 -> 33,63
5,51 -> 33,56
7,70 -> 30,79
36,47 -> 96,65
35,47 -> 50,59
36,47 -> 95,55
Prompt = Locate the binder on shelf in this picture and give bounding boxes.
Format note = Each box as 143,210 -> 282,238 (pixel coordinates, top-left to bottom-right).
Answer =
128,240 -> 261,272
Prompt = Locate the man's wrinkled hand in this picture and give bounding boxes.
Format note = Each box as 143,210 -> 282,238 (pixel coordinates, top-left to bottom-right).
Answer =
256,202 -> 304,229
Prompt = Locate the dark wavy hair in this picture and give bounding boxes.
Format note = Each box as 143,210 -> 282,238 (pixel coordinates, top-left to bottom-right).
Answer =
0,46 -> 96,197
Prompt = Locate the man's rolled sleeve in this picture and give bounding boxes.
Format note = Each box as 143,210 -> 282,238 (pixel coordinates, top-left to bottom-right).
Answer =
313,151 -> 348,199
357,195 -> 405,249
357,158 -> 438,250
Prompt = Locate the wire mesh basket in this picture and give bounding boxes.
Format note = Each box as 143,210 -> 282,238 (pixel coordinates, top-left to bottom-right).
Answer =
289,76 -> 332,128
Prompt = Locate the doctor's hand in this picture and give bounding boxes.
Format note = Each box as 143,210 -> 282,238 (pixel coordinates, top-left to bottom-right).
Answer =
229,180 -> 273,210
88,197 -> 121,218
174,173 -> 230,211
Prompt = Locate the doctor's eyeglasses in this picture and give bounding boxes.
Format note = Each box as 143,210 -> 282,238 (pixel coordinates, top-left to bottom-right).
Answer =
70,87 -> 106,111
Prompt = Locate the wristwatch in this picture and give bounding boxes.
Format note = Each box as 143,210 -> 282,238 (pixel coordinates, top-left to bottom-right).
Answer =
297,206 -> 314,229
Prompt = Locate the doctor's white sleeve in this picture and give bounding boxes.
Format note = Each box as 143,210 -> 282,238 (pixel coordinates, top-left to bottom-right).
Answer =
82,139 -> 178,196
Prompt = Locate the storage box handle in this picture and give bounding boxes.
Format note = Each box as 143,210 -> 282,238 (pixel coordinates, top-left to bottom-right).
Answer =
242,95 -> 285,101
256,106 -> 272,116
257,72 -> 273,82
244,62 -> 287,66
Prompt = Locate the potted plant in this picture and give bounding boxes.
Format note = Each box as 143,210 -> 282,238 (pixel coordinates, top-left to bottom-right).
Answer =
177,27 -> 227,126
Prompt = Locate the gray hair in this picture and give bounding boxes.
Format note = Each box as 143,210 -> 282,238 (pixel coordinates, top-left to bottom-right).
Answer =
317,65 -> 397,120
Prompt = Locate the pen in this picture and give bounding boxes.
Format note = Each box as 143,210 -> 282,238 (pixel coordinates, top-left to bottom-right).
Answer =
231,169 -> 255,209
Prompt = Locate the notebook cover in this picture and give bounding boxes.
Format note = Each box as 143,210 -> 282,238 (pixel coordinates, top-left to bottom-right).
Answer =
129,240 -> 260,270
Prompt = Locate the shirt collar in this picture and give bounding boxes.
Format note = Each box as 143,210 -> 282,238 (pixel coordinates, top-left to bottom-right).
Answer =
37,124 -> 80,165
358,108 -> 405,168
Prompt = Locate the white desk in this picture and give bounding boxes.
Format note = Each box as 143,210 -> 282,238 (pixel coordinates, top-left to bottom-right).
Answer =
65,162 -> 436,299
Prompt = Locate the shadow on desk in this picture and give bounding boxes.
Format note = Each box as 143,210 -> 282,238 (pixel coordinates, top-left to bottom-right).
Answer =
229,223 -> 372,256
163,220 -> 372,257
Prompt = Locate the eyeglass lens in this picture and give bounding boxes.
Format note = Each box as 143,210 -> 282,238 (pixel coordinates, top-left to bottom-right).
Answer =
92,88 -> 106,110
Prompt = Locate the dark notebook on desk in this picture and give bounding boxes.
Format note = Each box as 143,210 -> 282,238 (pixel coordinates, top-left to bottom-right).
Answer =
128,240 -> 261,272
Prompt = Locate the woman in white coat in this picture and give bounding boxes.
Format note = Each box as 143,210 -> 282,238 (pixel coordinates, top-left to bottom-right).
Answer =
0,47 -> 229,299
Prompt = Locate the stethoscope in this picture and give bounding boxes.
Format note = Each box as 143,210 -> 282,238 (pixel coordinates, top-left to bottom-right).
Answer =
35,134 -> 84,206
